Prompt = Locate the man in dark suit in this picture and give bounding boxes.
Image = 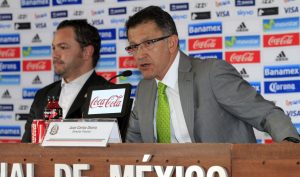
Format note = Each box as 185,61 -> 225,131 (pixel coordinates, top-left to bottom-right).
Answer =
22,20 -> 109,142
125,6 -> 299,143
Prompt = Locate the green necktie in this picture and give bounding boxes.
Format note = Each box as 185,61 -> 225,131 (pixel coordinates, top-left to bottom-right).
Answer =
156,82 -> 171,143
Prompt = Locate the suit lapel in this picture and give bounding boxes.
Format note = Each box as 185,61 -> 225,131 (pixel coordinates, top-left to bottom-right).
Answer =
178,52 -> 195,142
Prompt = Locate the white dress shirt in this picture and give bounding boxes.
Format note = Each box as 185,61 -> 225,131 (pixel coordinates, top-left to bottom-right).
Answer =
58,69 -> 94,119
154,51 -> 192,143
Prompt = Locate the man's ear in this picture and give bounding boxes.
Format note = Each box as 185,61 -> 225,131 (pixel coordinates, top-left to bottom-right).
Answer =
83,45 -> 94,60
168,35 -> 179,53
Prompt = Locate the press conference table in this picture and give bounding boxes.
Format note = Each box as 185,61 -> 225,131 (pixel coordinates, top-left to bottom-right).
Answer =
0,143 -> 299,177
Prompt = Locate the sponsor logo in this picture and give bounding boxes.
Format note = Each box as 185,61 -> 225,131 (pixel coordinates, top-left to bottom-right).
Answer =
286,99 -> 300,106
264,65 -> 300,78
0,126 -> 21,137
284,6 -> 299,14
99,29 -> 116,40
235,0 -> 255,6
263,33 -> 299,47
22,46 -> 51,57
225,51 -> 260,64
15,113 -> 30,121
0,23 -> 11,29
0,13 -> 12,21
52,0 -> 81,6
191,12 -> 211,20
190,52 -> 223,60
263,17 -> 299,32
131,85 -> 137,97
21,0 -> 49,8
179,39 -> 186,51
119,70 -> 142,83
34,12 -> 47,19
225,35 -> 260,48
132,6 -> 143,13
32,75 -> 42,84
110,18 -> 126,24
96,57 -> 116,69
91,9 -> 105,16
109,7 -> 127,15
119,56 -> 137,68
216,10 -> 230,17
188,37 -> 222,51
170,3 -> 189,11
0,114 -> 12,120
32,34 -> 42,43
236,22 -> 249,32
118,28 -> 127,39
239,68 -> 249,78
96,71 -> 116,83
19,105 -> 29,111
216,0 -> 231,7
100,43 -> 116,55
14,22 -> 31,30
286,110 -> 300,117
91,19 -> 104,26
51,10 -> 68,18
23,88 -> 39,99
249,82 -> 261,93
0,47 -> 20,58
194,2 -> 207,9
23,60 -> 51,71
0,75 -> 20,85
0,104 -> 13,111
1,89 -> 11,98
275,51 -> 288,61
236,9 -> 254,17
0,0 -> 9,7
188,22 -> 222,36
17,14 -> 27,20
73,10 -> 84,16
0,34 -> 20,45
258,7 -> 278,16
261,0 -> 274,4
172,14 -> 188,21
35,22 -> 47,29
264,80 -> 300,94
0,61 -> 20,72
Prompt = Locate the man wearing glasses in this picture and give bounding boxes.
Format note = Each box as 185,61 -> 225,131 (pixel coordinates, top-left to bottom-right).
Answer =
125,6 -> 299,143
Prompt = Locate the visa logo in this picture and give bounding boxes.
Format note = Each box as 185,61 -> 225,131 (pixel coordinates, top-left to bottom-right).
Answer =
22,88 -> 39,99
35,22 -> 47,29
21,0 -> 50,8
263,17 -> 299,31
109,7 -> 127,15
118,28 -> 127,39
52,0 -> 81,6
0,75 -> 20,85
51,10 -> 68,18
264,80 -> 300,94
22,46 -> 51,57
190,52 -> 223,60
249,82 -> 261,93
264,65 -> 300,78
0,126 -> 21,137
92,19 -> 104,26
96,57 -> 116,69
99,28 -> 116,40
0,13 -> 12,21
100,43 -> 116,55
216,10 -> 230,17
0,34 -> 20,45
284,6 -> 299,14
188,22 -> 222,36
225,35 -> 260,48
170,3 -> 189,11
286,110 -> 300,117
0,104 -> 14,111
0,61 -> 20,72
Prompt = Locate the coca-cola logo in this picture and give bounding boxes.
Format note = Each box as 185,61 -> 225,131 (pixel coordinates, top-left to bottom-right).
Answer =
23,60 -> 51,71
0,47 -> 20,58
264,33 -> 299,47
225,51 -> 260,64
89,95 -> 123,108
119,56 -> 137,68
188,37 -> 222,51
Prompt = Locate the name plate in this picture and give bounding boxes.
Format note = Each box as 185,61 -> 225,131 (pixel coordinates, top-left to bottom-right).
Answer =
42,119 -> 121,147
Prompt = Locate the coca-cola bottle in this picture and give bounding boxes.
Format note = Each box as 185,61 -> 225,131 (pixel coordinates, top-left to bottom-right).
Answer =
50,96 -> 63,120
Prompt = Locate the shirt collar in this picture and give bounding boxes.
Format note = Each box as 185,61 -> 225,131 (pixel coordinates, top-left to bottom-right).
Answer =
61,69 -> 94,87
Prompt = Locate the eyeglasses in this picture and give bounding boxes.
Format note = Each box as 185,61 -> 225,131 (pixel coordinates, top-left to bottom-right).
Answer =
125,35 -> 171,55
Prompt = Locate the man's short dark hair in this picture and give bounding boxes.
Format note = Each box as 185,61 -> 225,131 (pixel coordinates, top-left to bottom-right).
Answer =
125,6 -> 178,36
57,19 -> 100,68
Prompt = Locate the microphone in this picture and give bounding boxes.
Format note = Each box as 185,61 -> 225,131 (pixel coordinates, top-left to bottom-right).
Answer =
108,70 -> 132,82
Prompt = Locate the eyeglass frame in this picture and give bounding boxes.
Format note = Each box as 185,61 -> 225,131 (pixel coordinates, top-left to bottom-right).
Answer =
125,35 -> 172,54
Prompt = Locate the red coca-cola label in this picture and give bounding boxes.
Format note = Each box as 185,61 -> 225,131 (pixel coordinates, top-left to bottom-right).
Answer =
188,37 -> 222,51
119,56 -> 137,68
0,47 -> 21,59
225,51 -> 260,64
97,71 -> 117,83
263,33 -> 299,47
23,60 -> 51,71
89,95 -> 123,108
